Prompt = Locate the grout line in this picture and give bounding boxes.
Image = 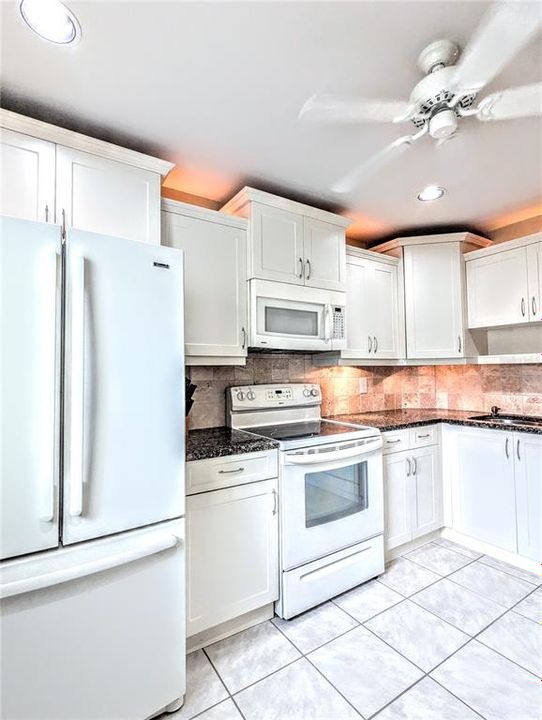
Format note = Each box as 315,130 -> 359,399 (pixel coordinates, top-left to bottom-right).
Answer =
477,555 -> 542,587
302,652 -> 366,719
201,647 -> 233,698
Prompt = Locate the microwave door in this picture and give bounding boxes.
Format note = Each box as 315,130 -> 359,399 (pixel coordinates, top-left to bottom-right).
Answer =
255,297 -> 328,350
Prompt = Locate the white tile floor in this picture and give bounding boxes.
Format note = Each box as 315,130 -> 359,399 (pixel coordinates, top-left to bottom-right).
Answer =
169,540 -> 542,720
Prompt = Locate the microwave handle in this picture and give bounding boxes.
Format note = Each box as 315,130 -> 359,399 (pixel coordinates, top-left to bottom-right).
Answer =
324,304 -> 332,343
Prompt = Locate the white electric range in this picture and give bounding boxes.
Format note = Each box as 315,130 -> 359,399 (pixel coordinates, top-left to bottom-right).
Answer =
227,383 -> 385,619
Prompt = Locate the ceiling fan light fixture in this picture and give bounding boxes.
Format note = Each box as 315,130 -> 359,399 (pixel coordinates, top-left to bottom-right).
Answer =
19,0 -> 81,45
417,185 -> 446,202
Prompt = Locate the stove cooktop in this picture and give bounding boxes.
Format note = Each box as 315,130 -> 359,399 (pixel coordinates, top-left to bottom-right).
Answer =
244,419 -> 379,450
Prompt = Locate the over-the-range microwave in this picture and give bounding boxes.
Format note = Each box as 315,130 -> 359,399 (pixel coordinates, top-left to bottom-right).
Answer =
249,279 -> 346,351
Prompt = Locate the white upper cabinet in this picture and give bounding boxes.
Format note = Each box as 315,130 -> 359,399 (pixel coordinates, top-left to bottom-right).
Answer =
404,242 -> 465,359
303,216 -> 346,291
526,241 -> 542,322
466,246 -> 529,327
251,203 -> 305,285
0,129 -> 55,222
57,147 -> 161,244
221,187 -> 349,291
514,432 -> 542,562
466,234 -> 542,328
162,201 -> 248,363
0,109 -> 173,244
344,250 -> 402,360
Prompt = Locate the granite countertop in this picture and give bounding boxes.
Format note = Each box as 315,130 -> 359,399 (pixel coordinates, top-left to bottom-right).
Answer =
327,409 -> 542,435
186,426 -> 279,462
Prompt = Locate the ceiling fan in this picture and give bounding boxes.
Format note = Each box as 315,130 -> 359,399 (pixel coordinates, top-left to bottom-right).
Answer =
299,1 -> 542,194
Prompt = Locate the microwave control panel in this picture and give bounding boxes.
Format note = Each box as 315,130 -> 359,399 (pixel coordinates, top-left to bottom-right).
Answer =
332,306 -> 345,339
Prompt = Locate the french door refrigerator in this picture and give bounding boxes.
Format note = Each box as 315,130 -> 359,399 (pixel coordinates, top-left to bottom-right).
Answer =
0,216 -> 186,720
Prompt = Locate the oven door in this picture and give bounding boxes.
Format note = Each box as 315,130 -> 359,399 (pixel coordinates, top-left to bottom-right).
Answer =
280,437 -> 383,570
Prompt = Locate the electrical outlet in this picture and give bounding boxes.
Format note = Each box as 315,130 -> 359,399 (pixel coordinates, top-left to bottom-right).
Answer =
358,378 -> 368,394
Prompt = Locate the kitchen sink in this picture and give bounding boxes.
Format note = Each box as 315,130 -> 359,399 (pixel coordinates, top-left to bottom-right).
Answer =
469,414 -> 542,427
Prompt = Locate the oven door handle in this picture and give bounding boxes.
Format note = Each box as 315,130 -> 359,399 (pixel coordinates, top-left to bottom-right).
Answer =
284,439 -> 382,465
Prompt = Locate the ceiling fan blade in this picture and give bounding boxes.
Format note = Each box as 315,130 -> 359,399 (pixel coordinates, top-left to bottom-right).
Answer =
477,82 -> 542,121
332,135 -> 415,194
451,1 -> 542,96
299,94 -> 414,124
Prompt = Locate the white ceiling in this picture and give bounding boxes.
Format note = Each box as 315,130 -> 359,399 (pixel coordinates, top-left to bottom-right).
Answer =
2,0 -> 542,238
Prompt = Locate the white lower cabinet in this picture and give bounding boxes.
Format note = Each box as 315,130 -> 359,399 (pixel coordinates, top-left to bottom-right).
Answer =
186,477 -> 278,638
449,426 -> 541,561
383,429 -> 442,551
514,433 -> 542,562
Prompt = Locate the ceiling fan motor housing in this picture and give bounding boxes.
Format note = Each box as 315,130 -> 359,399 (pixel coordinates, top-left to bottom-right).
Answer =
409,65 -> 475,131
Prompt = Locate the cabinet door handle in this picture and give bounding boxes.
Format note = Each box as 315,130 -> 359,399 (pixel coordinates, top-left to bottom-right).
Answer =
516,439 -> 521,461
457,335 -> 462,354
298,257 -> 304,279
218,467 -> 245,475
272,488 -> 278,515
368,336 -> 373,353
45,204 -> 49,222
241,327 -> 247,350
373,336 -> 378,353
521,297 -> 526,317
305,259 -> 311,280
505,437 -> 509,459
412,457 -> 417,475
406,457 -> 411,476
532,296 -> 537,317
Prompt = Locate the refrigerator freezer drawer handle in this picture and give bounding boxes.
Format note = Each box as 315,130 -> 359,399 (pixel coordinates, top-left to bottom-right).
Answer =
69,255 -> 86,517
0,533 -> 181,600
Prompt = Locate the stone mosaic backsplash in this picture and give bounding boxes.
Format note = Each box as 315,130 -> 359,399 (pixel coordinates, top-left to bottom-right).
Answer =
187,354 -> 542,429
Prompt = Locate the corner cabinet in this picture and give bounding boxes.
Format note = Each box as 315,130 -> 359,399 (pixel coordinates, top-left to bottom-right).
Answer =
466,234 -> 542,327
343,249 -> 403,360
0,109 -> 173,244
221,187 -> 349,292
161,200 -> 248,365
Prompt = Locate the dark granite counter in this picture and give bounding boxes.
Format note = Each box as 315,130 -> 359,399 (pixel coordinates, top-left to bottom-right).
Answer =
187,426 -> 279,462
326,409 -> 542,435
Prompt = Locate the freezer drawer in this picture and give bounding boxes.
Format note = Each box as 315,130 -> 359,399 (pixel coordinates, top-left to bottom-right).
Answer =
0,519 -> 185,720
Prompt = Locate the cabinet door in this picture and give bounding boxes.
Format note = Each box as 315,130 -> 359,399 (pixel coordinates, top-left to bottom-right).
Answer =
251,203 -> 304,284
515,433 -> 542,562
0,129 -> 55,222
186,480 -> 278,637
344,256 -> 372,357
452,429 -> 516,552
404,243 -> 464,359
411,445 -> 442,539
56,146 -> 161,244
371,260 -> 401,359
162,212 -> 248,359
383,451 -> 412,550
303,217 -> 346,291
527,241 -> 542,322
466,247 -> 529,327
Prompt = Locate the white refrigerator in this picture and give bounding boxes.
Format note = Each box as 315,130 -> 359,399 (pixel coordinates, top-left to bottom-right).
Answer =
0,216 -> 186,720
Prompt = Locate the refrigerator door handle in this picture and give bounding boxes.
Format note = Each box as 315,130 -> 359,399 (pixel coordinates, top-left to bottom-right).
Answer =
0,533 -> 181,600
69,254 -> 86,517
39,250 -> 58,522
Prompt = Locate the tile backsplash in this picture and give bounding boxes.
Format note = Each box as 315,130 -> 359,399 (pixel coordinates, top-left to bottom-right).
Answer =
187,354 -> 542,429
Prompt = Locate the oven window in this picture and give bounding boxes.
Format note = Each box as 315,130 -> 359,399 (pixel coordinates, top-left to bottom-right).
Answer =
265,306 -> 319,337
305,461 -> 368,528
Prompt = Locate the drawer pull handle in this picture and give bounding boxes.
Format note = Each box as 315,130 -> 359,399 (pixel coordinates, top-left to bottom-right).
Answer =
417,433 -> 430,438
218,467 -> 245,474
386,439 -> 402,444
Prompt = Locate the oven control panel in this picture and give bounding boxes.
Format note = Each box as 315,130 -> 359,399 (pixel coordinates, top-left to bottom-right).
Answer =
228,383 -> 321,411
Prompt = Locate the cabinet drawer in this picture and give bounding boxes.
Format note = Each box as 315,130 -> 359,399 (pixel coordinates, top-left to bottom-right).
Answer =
280,536 -> 384,619
410,425 -> 437,447
187,451 -> 278,495
382,429 -> 410,455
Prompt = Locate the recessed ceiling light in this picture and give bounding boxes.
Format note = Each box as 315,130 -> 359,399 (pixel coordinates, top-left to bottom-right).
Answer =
19,0 -> 81,45
417,185 -> 446,202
